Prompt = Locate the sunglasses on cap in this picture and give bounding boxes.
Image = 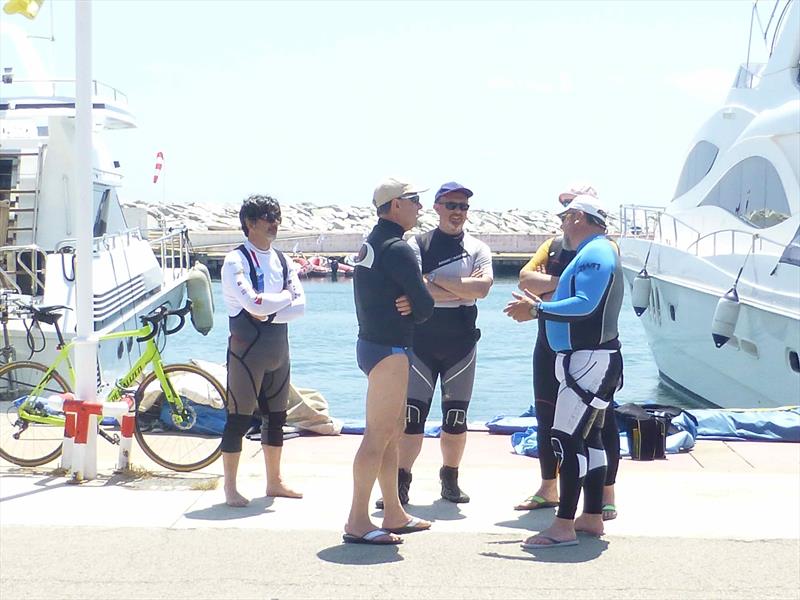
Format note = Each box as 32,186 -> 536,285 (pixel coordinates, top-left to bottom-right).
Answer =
398,193 -> 421,205
558,194 -> 576,207
438,201 -> 470,211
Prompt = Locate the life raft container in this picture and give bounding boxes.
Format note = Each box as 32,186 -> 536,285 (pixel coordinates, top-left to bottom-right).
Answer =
187,263 -> 214,335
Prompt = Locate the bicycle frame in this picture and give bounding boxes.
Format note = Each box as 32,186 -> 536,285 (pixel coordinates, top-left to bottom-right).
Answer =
17,320 -> 188,427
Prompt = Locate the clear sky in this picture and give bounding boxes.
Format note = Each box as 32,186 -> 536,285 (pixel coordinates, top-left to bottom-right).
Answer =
0,0 -> 775,211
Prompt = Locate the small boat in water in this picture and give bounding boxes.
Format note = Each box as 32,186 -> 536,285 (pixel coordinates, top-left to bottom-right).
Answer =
292,255 -> 353,279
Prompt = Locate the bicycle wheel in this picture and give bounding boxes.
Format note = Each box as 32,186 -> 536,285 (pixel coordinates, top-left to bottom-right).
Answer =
0,361 -> 70,467
134,363 -> 226,472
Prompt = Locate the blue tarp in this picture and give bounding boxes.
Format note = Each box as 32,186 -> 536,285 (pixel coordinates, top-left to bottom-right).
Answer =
489,405 -> 799,457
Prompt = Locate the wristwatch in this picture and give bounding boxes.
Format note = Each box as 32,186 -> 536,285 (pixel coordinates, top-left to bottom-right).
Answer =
529,301 -> 541,318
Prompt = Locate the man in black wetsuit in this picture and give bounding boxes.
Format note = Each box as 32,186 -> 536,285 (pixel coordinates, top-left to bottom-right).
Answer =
344,177 -> 435,545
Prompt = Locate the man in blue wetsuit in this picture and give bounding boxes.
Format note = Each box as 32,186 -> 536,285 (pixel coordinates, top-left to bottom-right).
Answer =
505,194 -> 624,549
344,177 -> 435,545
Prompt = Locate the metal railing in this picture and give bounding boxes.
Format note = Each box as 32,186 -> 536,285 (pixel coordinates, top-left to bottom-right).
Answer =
619,204 -> 787,258
150,225 -> 191,283
0,244 -> 47,295
0,78 -> 128,106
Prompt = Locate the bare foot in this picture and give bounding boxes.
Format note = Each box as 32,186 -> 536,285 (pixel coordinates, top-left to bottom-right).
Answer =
344,521 -> 401,543
574,513 -> 604,536
514,493 -> 559,511
225,489 -> 250,507
523,518 -> 577,546
266,483 -> 303,499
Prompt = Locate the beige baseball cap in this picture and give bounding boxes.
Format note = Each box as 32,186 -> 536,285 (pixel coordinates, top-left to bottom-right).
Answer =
558,194 -> 609,225
372,177 -> 428,208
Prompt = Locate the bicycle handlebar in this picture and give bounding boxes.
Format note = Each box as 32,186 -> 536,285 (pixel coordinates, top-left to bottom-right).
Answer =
137,300 -> 193,342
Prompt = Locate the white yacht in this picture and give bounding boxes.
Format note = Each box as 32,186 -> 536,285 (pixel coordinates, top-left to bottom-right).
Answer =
619,0 -> 800,408
0,32 -> 207,387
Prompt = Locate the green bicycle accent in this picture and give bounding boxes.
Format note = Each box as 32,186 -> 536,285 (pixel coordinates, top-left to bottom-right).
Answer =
0,302 -> 226,471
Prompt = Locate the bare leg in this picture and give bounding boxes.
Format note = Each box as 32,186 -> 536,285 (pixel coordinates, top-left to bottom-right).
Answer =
222,451 -> 249,507
345,354 -> 409,541
398,433 -> 424,472
263,444 -> 302,498
440,431 -> 466,468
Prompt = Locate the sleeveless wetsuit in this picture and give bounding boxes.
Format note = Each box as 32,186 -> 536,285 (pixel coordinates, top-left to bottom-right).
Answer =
404,228 -> 493,434
219,240 -> 305,450
539,234 -> 624,518
353,218 -> 434,375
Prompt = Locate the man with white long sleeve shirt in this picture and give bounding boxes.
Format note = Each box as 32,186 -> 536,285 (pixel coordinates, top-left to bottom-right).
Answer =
220,194 -> 306,507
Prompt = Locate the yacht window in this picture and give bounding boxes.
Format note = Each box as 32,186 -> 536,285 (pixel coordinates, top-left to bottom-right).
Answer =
673,141 -> 719,199
699,156 -> 791,228
0,159 -> 14,201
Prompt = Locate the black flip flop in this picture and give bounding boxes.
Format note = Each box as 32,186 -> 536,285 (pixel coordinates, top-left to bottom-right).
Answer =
342,529 -> 403,545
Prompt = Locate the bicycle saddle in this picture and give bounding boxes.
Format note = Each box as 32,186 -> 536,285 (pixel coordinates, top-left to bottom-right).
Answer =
31,304 -> 70,325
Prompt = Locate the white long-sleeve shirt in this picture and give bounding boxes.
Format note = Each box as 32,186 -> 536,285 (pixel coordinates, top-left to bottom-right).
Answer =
221,240 -> 306,323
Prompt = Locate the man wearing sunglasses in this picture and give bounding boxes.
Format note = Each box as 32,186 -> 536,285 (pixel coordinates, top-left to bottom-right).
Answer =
505,194 -> 624,549
220,194 -> 306,507
513,183 -> 620,522
394,181 -> 493,506
346,177 -> 435,545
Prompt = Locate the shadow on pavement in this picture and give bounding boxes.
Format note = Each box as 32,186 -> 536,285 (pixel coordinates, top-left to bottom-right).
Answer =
480,534 -> 609,563
183,497 -> 275,521
372,499 -> 466,522
0,473 -> 70,502
317,543 -> 404,565
494,510 -> 556,531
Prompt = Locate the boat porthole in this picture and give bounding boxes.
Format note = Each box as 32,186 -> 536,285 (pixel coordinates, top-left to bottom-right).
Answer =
789,351 -> 800,374
127,338 -> 133,352
117,341 -> 124,359
669,305 -> 676,321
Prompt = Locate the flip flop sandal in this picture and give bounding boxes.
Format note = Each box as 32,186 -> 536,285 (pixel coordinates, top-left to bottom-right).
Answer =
520,535 -> 579,549
514,494 -> 559,510
602,504 -> 618,521
342,529 -> 403,545
384,516 -> 431,535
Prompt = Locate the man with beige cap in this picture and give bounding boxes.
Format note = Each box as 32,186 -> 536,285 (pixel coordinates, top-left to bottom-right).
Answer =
344,177 -> 435,545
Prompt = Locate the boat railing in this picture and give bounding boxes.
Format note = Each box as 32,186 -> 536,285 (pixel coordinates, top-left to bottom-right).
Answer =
0,78 -> 128,106
620,204 -> 787,258
0,243 -> 47,296
150,225 -> 191,283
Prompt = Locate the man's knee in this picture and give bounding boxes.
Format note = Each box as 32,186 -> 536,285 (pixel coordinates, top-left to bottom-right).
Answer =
550,429 -> 587,478
441,401 -> 469,435
587,446 -> 607,472
405,398 -> 431,435
261,410 -> 287,447
221,413 -> 253,453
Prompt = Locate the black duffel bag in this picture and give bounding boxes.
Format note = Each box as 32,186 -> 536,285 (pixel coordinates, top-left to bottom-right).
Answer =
614,403 -> 690,461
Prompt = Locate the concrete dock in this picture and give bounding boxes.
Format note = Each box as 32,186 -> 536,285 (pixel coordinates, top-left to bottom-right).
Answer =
1,433 -> 798,599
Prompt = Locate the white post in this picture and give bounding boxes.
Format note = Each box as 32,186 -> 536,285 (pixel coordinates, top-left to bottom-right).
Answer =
74,0 -> 98,477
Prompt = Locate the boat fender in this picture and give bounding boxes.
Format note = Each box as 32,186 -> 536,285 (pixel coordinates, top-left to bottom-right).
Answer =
631,268 -> 651,316
711,287 -> 740,348
187,263 -> 214,336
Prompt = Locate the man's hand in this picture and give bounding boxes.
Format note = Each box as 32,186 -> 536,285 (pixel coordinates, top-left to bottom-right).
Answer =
396,295 -> 412,316
503,289 -> 542,322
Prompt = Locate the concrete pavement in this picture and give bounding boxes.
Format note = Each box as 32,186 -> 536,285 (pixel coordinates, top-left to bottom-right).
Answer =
1,433 -> 799,599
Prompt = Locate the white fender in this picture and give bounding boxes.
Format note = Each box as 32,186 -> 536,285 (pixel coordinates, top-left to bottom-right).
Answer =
631,269 -> 652,316
711,287 -> 740,348
187,263 -> 214,335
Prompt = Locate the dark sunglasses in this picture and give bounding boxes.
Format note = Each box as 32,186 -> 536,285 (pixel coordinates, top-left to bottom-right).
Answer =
258,213 -> 281,223
439,201 -> 470,211
398,193 -> 421,205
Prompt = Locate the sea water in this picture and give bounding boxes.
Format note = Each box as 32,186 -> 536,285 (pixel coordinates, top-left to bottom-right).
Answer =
164,278 -> 697,422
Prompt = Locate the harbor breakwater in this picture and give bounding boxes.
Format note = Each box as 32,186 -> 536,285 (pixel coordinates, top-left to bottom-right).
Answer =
123,201 -> 620,271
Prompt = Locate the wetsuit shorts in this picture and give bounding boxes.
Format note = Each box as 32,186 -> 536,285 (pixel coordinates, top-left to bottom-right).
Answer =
226,312 -> 291,416
356,338 -> 412,376
407,332 -> 477,413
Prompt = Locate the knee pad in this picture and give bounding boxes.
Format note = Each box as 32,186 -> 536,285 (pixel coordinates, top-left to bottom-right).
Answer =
551,429 -> 587,478
405,398 -> 431,435
441,400 -> 469,435
262,410 -> 287,447
587,446 -> 607,472
221,413 -> 253,453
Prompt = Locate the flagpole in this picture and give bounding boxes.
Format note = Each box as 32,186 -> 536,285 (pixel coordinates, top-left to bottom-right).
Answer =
73,0 -> 99,477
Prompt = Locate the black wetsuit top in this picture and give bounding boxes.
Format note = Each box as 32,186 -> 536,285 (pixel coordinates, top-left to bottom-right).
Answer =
353,219 -> 434,346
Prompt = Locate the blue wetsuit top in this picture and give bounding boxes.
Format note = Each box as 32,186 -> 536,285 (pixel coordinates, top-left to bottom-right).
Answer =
539,234 -> 624,352
353,218 -> 435,347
